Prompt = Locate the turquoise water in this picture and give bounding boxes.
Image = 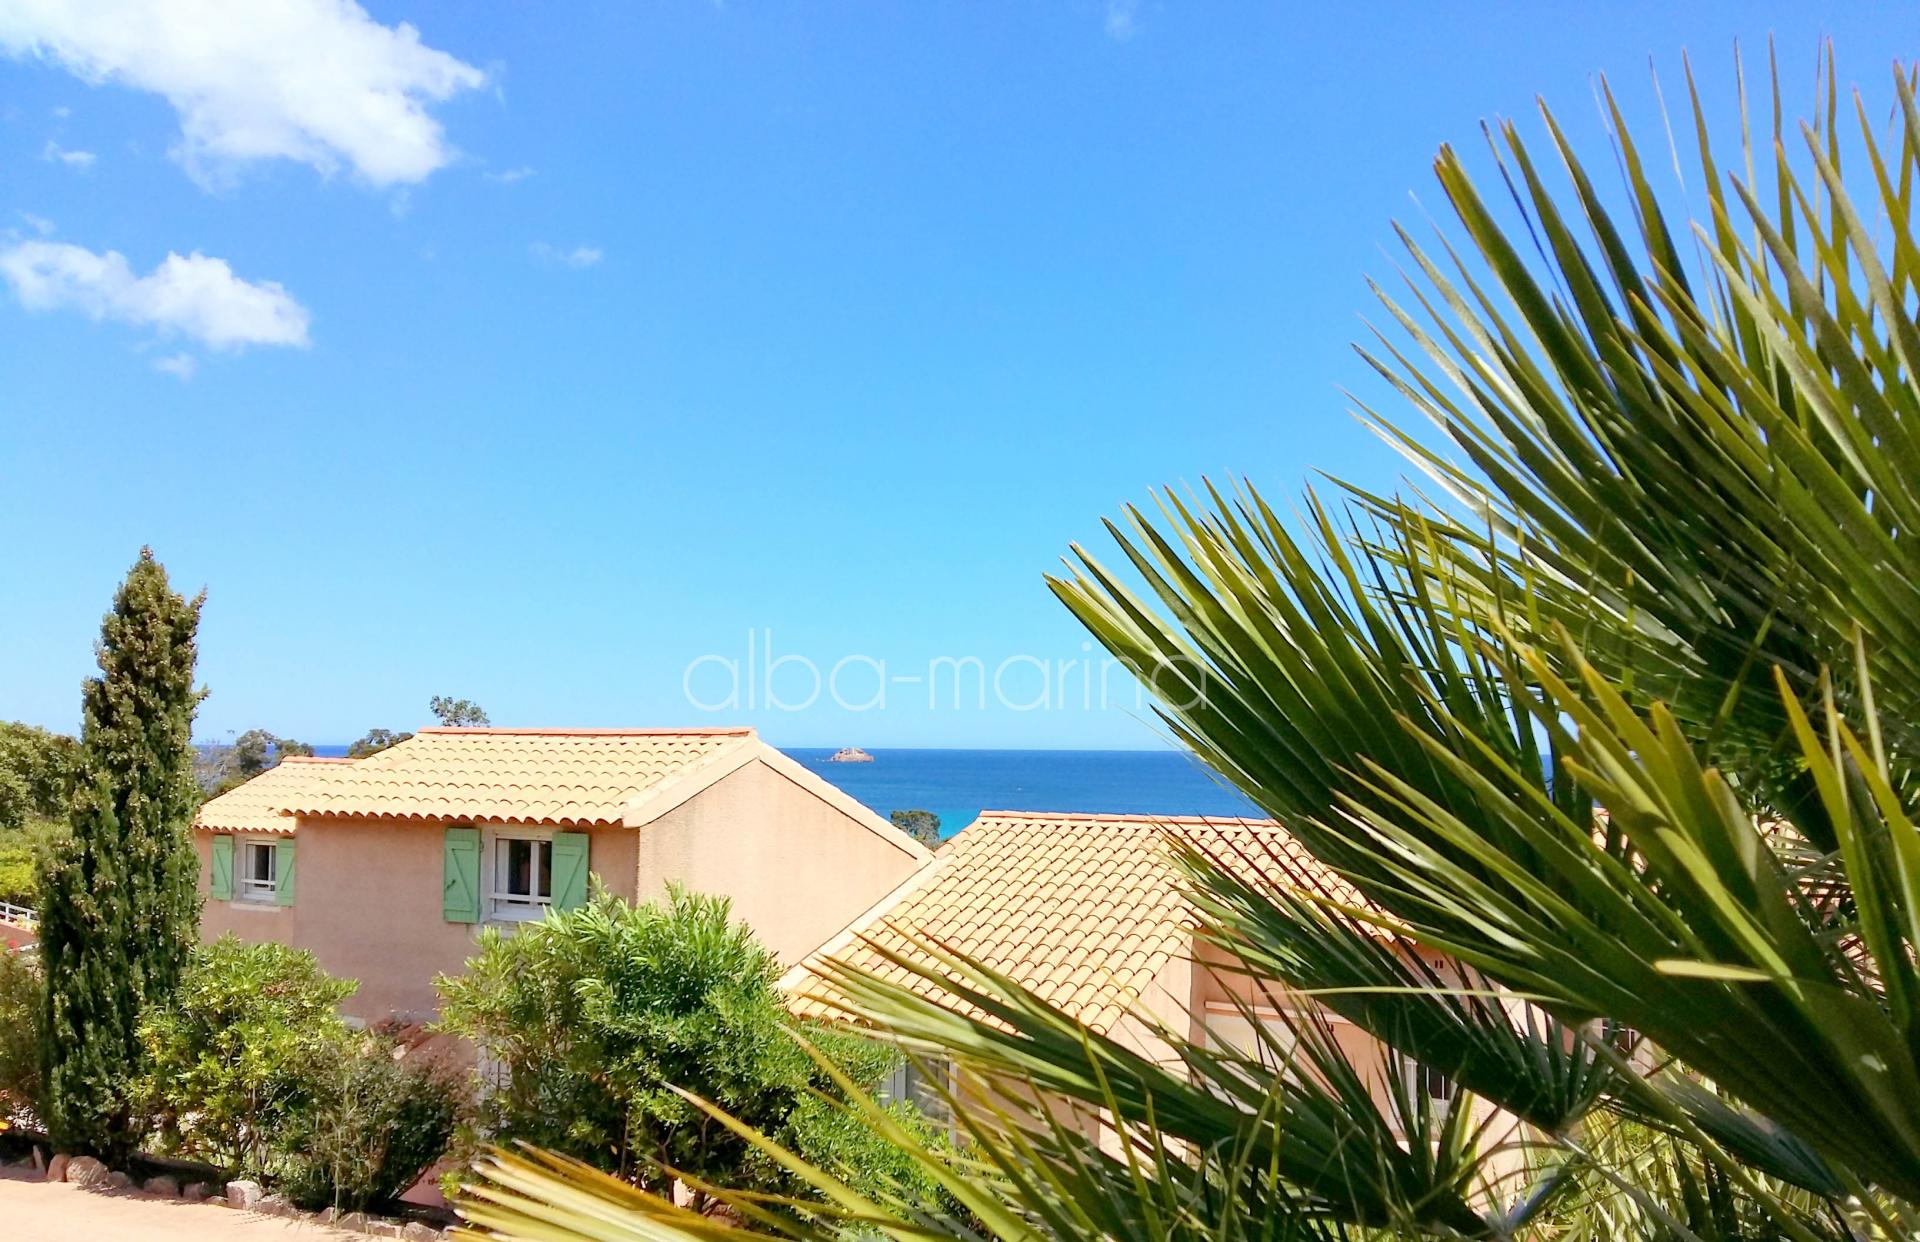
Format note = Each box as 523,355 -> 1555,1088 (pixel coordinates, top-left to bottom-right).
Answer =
781,748 -> 1262,839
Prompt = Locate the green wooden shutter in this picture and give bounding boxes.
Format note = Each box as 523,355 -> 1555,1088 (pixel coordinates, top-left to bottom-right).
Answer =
444,826 -> 481,923
274,838 -> 297,907
210,835 -> 234,900
551,832 -> 589,912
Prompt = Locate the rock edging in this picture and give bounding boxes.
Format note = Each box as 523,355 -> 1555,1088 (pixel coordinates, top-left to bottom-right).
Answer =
25,1149 -> 454,1240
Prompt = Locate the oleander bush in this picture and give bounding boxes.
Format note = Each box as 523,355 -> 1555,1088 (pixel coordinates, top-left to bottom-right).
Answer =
0,947 -> 41,1125
279,1030 -> 465,1213
139,936 -> 466,1206
436,885 -> 948,1213
137,935 -> 355,1174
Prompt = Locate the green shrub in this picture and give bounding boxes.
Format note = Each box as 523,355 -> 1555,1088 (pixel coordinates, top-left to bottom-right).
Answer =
0,947 -> 40,1123
435,886 -> 939,1209
279,1033 -> 464,1212
0,723 -> 77,835
137,935 -> 355,1174
0,837 -> 32,908
0,817 -> 60,907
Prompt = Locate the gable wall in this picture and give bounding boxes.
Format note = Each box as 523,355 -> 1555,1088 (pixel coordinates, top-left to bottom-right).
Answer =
634,756 -> 926,966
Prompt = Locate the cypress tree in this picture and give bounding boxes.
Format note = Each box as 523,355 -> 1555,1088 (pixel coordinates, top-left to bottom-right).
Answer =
38,549 -> 205,1160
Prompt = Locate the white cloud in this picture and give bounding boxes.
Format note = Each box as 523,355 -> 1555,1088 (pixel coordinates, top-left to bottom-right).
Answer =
0,240 -> 311,350
485,165 -> 535,184
152,350 -> 196,380
0,0 -> 486,187
16,211 -> 55,236
531,241 -> 602,270
42,139 -> 95,167
1104,0 -> 1140,40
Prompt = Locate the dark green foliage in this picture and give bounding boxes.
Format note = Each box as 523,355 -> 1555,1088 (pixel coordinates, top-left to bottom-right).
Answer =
0,723 -> 78,834
227,730 -> 277,782
37,548 -> 206,1161
435,886 -> 940,1209
428,696 -> 488,727
347,728 -> 413,758
212,730 -> 315,793
888,809 -> 941,846
0,816 -> 57,907
0,947 -> 41,1122
278,1031 -> 465,1212
136,937 -> 461,1205
780,1090 -> 947,1209
138,935 -> 356,1173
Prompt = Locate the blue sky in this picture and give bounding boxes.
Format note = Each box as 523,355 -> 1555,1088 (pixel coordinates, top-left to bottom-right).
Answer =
0,2 -> 1906,749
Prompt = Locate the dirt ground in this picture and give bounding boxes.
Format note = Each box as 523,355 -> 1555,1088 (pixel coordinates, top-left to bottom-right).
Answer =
0,1162 -> 405,1240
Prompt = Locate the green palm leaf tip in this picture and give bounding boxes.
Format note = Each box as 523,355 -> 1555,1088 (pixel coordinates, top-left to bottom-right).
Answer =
453,47 -> 1920,1242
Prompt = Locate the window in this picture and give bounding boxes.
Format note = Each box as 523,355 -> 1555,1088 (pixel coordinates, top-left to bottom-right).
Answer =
238,839 -> 277,903
1413,1062 -> 1456,1103
490,832 -> 553,921
876,1055 -> 955,1134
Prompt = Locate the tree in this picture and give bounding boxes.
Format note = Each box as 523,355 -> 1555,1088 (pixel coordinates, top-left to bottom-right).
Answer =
201,730 -> 316,795
0,724 -> 66,902
38,548 -> 205,1162
436,887 -> 942,1212
453,50 -> 1920,1242
0,722 -> 78,833
888,809 -> 941,847
229,730 -> 275,780
347,728 -> 412,759
429,696 -> 489,728
224,730 -> 314,787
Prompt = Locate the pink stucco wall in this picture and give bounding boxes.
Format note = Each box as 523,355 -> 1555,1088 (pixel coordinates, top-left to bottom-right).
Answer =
197,821 -> 639,1023
634,756 -> 927,966
194,757 -> 924,1023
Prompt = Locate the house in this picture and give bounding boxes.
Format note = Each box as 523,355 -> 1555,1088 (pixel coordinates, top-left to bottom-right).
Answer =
193,727 -> 931,1023
784,810 -> 1454,1135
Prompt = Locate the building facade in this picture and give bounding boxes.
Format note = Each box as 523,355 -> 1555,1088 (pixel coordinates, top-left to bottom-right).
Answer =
193,727 -> 931,1023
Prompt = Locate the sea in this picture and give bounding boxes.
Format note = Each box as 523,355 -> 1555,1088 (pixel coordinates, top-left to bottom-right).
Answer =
782,748 -> 1261,839
307,744 -> 1262,840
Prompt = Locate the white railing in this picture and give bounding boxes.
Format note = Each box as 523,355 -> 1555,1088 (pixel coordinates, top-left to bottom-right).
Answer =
0,901 -> 36,927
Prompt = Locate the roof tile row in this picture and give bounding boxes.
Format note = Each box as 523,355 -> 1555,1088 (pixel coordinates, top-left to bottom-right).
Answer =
193,727 -> 755,832
790,810 -> 1372,1033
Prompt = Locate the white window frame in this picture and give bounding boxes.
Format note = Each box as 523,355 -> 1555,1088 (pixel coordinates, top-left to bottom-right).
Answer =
485,826 -> 556,923
1405,1059 -> 1457,1105
876,1054 -> 958,1140
235,836 -> 279,905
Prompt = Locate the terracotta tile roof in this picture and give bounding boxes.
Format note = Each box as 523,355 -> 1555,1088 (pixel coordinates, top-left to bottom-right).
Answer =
788,810 -> 1373,1033
276,727 -> 757,827
193,756 -> 356,836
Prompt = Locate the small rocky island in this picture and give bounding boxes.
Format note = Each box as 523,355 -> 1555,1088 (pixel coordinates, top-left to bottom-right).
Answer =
827,746 -> 874,763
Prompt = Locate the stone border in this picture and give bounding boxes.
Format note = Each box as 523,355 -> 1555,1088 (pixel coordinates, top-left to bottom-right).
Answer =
26,1148 -> 454,1240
